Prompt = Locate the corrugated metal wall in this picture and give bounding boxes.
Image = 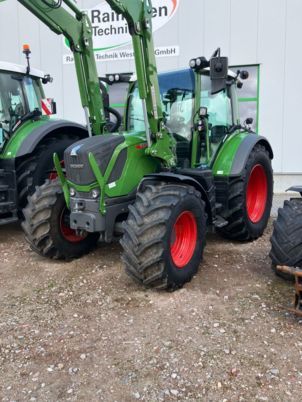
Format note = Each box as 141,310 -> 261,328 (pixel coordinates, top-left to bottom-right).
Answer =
0,0 -> 302,176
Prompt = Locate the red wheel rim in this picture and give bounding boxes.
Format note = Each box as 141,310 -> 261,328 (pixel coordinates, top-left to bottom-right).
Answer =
60,208 -> 87,243
170,211 -> 198,268
246,164 -> 268,223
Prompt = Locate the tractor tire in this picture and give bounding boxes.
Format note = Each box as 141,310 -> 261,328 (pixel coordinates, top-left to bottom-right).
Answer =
218,144 -> 273,241
16,134 -> 80,210
120,183 -> 207,290
270,198 -> 302,280
22,180 -> 99,260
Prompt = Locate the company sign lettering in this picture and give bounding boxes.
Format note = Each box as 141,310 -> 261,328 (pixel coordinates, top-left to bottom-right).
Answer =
86,0 -> 179,51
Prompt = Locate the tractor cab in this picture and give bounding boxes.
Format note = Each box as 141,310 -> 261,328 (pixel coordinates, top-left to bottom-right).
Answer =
126,67 -> 239,169
0,61 -> 53,146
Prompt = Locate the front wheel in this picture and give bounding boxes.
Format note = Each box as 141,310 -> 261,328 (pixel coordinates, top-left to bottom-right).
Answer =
22,180 -> 99,260
120,183 -> 207,290
218,144 -> 273,241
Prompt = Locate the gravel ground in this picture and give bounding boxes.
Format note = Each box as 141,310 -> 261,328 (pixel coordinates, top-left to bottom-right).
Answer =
0,219 -> 301,402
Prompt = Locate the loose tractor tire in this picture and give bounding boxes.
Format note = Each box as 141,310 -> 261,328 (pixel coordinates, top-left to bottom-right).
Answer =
22,180 -> 99,260
121,183 -> 206,290
270,198 -> 302,280
218,144 -> 273,241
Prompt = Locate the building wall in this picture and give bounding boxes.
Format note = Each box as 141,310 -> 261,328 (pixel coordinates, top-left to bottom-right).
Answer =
0,0 -> 301,191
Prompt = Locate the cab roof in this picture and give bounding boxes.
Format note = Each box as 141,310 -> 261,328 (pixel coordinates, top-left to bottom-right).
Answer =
0,61 -> 44,79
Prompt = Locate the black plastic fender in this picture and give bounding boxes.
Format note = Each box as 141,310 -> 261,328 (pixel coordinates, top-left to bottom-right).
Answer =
230,134 -> 274,176
287,186 -> 302,196
138,172 -> 214,222
16,120 -> 88,158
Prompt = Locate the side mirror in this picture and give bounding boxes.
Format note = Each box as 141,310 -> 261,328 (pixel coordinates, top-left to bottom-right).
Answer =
210,56 -> 228,94
42,74 -> 53,84
245,117 -> 253,126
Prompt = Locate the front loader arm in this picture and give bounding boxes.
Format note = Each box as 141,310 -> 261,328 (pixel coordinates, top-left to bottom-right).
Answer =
16,0 -> 106,136
106,0 -> 176,167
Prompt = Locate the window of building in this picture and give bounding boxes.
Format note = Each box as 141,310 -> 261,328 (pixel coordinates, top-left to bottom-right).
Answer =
231,64 -> 260,133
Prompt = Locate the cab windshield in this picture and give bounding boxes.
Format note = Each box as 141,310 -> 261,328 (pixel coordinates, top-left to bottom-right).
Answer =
0,72 -> 44,138
127,69 -> 233,167
127,69 -> 195,141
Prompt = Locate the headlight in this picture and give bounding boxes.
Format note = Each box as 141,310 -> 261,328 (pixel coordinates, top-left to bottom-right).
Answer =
115,74 -> 120,82
70,188 -> 76,197
189,59 -> 196,68
91,189 -> 99,199
196,58 -> 202,67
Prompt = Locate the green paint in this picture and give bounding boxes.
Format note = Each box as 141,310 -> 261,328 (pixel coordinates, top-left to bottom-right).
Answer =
191,72 -> 201,168
256,65 -> 260,133
65,132 -> 160,212
18,0 -> 107,136
110,103 -> 126,108
212,131 -> 250,176
88,152 -> 107,214
238,97 -> 257,102
53,153 -> 70,207
0,117 -> 50,159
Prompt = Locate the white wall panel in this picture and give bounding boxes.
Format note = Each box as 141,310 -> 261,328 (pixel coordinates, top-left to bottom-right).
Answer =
204,0 -> 231,59
230,0 -> 259,64
257,0 -> 287,172
281,0 -> 302,173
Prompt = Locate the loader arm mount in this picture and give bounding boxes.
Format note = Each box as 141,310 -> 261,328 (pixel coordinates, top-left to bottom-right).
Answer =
106,0 -> 176,167
17,0 -> 106,136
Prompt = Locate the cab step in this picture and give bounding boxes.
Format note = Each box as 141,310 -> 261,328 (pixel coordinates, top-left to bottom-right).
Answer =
0,215 -> 18,226
213,215 -> 228,228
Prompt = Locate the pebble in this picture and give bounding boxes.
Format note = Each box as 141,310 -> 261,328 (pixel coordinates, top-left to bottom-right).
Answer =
80,354 -> 86,360
170,390 -> 179,396
133,392 -> 140,399
270,368 -> 279,376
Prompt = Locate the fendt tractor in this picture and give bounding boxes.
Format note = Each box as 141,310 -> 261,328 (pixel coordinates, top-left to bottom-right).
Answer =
19,0 -> 274,291
0,0 -> 123,228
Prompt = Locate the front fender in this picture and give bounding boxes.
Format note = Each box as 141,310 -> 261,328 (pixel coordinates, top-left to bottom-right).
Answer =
212,132 -> 273,177
139,172 -> 213,221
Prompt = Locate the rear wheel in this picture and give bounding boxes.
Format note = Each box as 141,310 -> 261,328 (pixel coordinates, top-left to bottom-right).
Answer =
22,180 -> 99,260
270,198 -> 302,280
120,183 -> 206,290
218,144 -> 273,241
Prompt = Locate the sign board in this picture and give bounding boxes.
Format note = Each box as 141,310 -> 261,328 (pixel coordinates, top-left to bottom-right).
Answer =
64,0 -> 180,62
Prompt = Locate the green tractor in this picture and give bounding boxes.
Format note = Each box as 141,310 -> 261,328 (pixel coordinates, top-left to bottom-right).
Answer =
0,47 -> 89,226
20,0 -> 274,290
0,4 -> 123,229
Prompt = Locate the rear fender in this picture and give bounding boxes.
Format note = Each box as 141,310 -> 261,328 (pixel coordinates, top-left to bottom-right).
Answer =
287,186 -> 302,196
212,132 -> 273,177
139,172 -> 214,222
2,119 -> 88,159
